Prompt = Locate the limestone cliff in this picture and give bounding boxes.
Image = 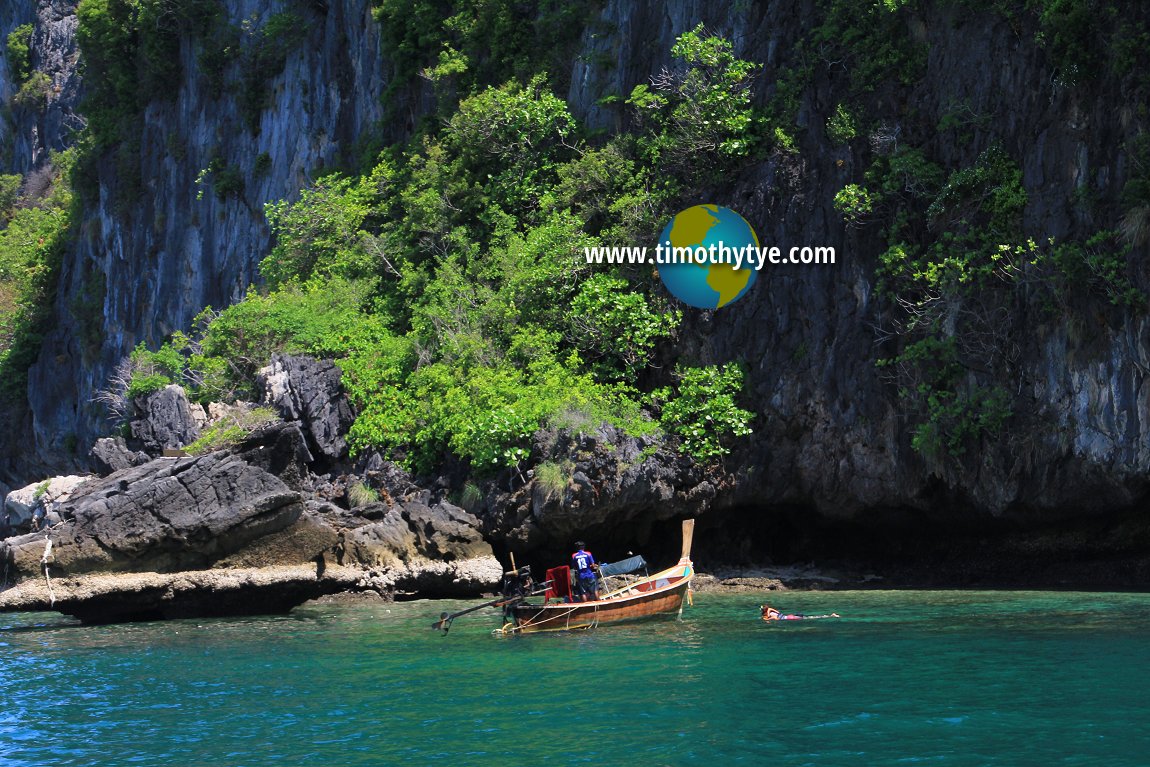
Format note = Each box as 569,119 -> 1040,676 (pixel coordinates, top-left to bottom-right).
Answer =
2,0 -> 1149,555
2,0 -> 388,470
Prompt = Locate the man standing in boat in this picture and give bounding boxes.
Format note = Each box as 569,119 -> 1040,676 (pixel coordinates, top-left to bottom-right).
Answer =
571,542 -> 600,602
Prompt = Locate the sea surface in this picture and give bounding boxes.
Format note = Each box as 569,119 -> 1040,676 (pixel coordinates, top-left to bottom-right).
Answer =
2,590 -> 1148,766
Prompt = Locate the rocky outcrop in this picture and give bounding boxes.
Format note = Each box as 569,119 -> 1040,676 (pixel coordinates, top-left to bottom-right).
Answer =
128,385 -> 204,454
478,425 -> 704,549
20,0 -> 389,467
3,474 -> 91,534
89,437 -> 150,475
259,354 -> 354,464
2,453 -> 304,578
0,434 -> 501,621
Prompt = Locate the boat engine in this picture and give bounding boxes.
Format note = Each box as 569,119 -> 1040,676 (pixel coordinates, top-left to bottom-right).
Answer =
501,565 -> 533,621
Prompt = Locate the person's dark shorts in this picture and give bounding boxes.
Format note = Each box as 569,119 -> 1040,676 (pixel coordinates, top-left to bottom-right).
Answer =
574,576 -> 597,600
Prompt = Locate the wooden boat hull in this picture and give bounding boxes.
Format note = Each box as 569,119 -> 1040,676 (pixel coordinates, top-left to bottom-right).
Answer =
504,561 -> 693,634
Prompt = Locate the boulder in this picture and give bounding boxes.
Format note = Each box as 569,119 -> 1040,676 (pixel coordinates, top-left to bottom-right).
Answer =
130,385 -> 204,454
233,420 -> 314,492
1,453 -> 303,579
259,355 -> 353,463
484,424 -> 698,547
3,475 -> 92,534
0,445 -> 503,620
89,437 -> 150,475
342,500 -> 491,567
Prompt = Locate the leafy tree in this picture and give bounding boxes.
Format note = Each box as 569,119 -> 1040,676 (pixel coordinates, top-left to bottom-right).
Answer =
653,363 -> 754,462
0,154 -> 74,402
5,23 -> 34,84
628,24 -> 763,174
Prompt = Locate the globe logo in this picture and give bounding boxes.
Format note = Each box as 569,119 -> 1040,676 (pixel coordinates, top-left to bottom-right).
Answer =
656,205 -> 760,309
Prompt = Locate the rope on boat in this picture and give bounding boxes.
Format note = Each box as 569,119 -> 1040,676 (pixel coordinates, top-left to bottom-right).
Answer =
494,602 -> 590,635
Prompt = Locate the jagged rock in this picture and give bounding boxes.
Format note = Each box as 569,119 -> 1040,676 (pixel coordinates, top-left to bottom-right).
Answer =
484,425 -> 696,547
89,437 -> 150,476
338,500 -> 500,596
358,451 -> 422,501
3,474 -> 92,534
129,385 -> 204,454
0,456 -> 502,619
1,453 -> 303,579
342,500 -> 492,566
232,420 -> 314,492
259,355 -> 353,464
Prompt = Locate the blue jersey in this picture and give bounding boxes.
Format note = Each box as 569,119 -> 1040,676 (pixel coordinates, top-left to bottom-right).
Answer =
572,549 -> 596,579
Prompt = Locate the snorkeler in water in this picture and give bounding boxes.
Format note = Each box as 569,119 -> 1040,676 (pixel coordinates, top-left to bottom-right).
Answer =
761,605 -> 840,621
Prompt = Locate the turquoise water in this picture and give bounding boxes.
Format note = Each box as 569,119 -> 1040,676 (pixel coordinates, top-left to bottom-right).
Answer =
2,590 -> 1149,766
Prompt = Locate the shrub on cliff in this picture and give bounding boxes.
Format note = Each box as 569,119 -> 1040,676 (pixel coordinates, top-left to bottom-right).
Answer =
100,28 -> 765,479
0,153 -> 74,404
653,364 -> 754,462
5,24 -> 34,85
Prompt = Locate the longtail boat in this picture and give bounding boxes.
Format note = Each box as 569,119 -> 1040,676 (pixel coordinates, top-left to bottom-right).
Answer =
432,519 -> 696,635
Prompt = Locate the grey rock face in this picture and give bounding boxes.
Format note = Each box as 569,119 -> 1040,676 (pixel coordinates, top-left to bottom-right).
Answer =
89,437 -> 150,476
0,0 -> 84,174
482,425 -> 701,547
3,474 -> 91,536
24,0 -> 388,465
342,500 -> 493,567
129,385 -> 204,454
1,453 -> 303,579
338,499 -> 500,597
259,355 -> 353,463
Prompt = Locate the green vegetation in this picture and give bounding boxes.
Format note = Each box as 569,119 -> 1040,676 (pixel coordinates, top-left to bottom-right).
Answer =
125,339 -> 187,398
76,0 -> 218,147
6,23 -> 34,84
653,364 -> 754,461
237,12 -> 308,132
372,0 -> 594,98
12,71 -> 53,111
74,0 -> 309,156
346,481 -> 380,508
0,152 -> 75,403
1120,132 -> 1150,248
833,183 -> 874,226
110,26 -> 764,478
185,406 -> 279,455
627,23 -> 764,173
826,103 -> 859,145
866,145 -> 1028,457
812,0 -> 926,94
534,460 -> 572,501
195,157 -> 245,201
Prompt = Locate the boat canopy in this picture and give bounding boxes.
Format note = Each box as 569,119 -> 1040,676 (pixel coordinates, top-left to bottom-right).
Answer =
598,555 -> 648,577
